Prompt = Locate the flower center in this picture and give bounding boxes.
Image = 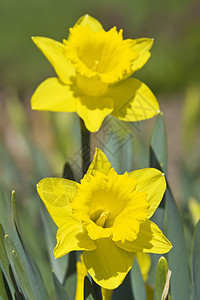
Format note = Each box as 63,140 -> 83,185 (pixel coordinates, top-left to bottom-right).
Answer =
91,210 -> 110,228
76,74 -> 108,97
72,170 -> 149,242
63,25 -> 138,85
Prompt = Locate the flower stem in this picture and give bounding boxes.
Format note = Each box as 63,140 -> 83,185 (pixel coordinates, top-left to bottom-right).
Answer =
80,118 -> 91,176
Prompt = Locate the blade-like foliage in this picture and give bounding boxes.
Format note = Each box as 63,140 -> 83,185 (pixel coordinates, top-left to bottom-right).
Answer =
164,186 -> 190,300
130,258 -> 146,300
155,256 -> 171,300
191,220 -> 200,300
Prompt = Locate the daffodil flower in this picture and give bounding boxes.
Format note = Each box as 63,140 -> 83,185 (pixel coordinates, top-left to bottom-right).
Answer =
31,15 -> 160,132
37,149 -> 172,289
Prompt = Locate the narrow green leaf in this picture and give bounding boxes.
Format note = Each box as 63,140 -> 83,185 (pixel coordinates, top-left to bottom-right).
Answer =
12,250 -> 34,300
84,276 -> 96,300
11,191 -> 21,234
0,268 -> 9,300
52,271 -> 69,300
41,205 -> 68,283
0,224 -> 14,296
9,265 -> 24,300
164,186 -> 190,300
130,258 -> 146,300
64,252 -> 77,300
156,256 -> 171,300
15,226 -> 50,300
4,235 -> 33,300
11,192 -> 50,299
113,273 -> 134,300
191,220 -> 200,300
150,113 -> 167,174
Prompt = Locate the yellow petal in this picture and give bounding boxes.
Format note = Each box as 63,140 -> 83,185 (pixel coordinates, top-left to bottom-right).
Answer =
76,96 -> 113,132
112,190 -> 149,243
128,168 -> 166,218
109,78 -> 159,122
83,239 -> 134,289
86,221 -> 113,240
54,218 -> 96,258
75,258 -> 87,300
131,38 -> 154,73
37,177 -> 77,227
136,252 -> 151,281
87,149 -> 112,176
32,36 -> 75,84
73,14 -> 103,32
116,219 -> 172,254
31,78 -> 76,112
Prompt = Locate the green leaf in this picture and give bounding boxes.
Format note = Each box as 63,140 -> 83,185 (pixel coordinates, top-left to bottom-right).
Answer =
113,273 -> 134,300
0,224 -> 14,296
155,256 -> 171,300
84,276 -> 96,300
11,197 -> 49,299
0,268 -> 9,300
0,225 -> 10,279
11,191 -> 50,300
150,113 -> 167,174
40,205 -> 68,283
11,191 -> 21,234
4,235 -> 33,300
16,227 -> 50,300
12,250 -> 34,300
64,252 -> 77,300
191,220 -> 200,300
130,258 -> 146,300
52,271 -> 69,300
164,186 -> 190,300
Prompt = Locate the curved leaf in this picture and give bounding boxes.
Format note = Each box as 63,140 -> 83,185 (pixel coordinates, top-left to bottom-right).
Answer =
130,258 -> 146,300
4,235 -> 33,300
155,256 -> 171,300
150,113 -> 167,174
164,186 -> 190,300
191,220 -> 200,300
52,271 -> 69,300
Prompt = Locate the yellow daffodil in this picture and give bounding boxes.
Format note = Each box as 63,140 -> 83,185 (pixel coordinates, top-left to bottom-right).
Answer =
37,149 -> 172,289
31,15 -> 160,132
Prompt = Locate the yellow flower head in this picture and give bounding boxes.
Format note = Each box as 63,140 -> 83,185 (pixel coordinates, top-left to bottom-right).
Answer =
31,15 -> 160,132
37,149 -> 171,289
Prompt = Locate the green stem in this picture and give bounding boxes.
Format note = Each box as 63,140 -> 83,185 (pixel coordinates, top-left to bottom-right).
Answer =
80,118 -> 91,176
